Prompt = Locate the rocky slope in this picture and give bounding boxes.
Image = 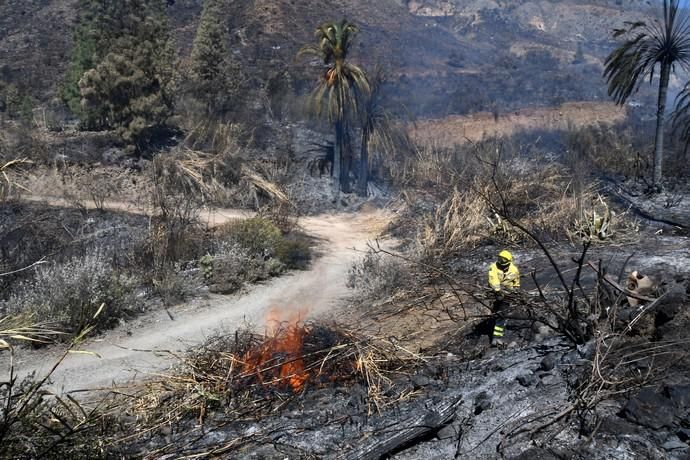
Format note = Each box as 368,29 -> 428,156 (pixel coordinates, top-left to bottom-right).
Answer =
0,0 -> 657,121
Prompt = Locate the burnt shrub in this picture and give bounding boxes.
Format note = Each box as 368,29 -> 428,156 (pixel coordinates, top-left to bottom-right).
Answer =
149,215 -> 208,269
4,251 -> 141,334
152,263 -> 196,307
347,250 -> 413,301
202,246 -> 274,294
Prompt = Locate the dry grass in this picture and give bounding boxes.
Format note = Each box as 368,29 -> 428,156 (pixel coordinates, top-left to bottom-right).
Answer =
0,314 -> 124,459
150,147 -> 241,207
565,123 -> 648,179
117,321 -> 425,457
159,120 -> 293,211
497,164 -> 639,245
410,156 -> 639,262
0,158 -> 32,203
384,142 -> 469,189
240,164 -> 291,205
0,315 -> 63,349
415,186 -> 491,261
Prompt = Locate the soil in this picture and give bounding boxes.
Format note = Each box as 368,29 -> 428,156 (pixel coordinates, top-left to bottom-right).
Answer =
3,203 -> 394,394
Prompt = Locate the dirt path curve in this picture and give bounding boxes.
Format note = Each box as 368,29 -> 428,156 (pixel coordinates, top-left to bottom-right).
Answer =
5,201 -> 392,395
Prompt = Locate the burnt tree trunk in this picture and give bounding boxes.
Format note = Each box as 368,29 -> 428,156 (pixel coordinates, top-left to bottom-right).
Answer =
341,124 -> 352,194
334,120 -> 342,193
358,126 -> 370,197
652,60 -> 671,191
343,395 -> 462,460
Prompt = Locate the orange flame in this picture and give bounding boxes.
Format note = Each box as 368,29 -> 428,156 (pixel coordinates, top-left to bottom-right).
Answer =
276,325 -> 309,391
241,308 -> 310,392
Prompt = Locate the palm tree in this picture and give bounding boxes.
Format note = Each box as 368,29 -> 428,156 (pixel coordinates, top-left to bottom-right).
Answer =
358,67 -> 393,196
298,20 -> 370,193
603,0 -> 690,190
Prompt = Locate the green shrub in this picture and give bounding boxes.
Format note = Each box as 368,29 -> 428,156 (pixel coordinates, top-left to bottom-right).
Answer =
217,217 -> 282,258
276,236 -> 312,270
265,257 -> 286,276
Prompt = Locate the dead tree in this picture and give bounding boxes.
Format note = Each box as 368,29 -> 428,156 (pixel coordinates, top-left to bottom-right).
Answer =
305,141 -> 334,177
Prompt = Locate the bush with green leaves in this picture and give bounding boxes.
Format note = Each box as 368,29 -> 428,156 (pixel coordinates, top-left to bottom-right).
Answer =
276,235 -> 312,270
199,218 -> 312,294
216,217 -> 283,259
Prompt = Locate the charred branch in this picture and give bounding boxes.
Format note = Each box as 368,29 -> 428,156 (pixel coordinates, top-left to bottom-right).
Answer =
343,395 -> 462,460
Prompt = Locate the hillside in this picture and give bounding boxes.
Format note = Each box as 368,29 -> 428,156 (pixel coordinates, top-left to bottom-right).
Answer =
3,1 -> 690,459
0,0 -> 656,121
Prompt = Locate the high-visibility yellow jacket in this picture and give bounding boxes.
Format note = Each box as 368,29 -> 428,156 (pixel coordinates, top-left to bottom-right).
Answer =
488,262 -> 520,291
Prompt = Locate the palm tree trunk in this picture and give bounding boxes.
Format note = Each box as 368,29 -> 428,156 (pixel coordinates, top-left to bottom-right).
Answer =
358,127 -> 370,197
341,126 -> 352,194
653,61 -> 671,190
333,120 -> 342,194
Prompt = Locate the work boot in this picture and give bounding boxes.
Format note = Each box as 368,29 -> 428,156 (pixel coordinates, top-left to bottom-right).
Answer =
492,338 -> 505,349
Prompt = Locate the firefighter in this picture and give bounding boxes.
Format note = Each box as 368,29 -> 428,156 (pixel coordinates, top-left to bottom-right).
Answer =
487,250 -> 520,347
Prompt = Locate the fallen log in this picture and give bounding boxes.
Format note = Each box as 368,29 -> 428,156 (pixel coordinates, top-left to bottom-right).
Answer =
342,395 -> 463,460
604,179 -> 688,229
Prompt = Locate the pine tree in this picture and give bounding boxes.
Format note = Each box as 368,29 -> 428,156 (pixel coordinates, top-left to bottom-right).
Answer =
189,0 -> 239,115
60,0 -> 110,123
74,0 -> 175,151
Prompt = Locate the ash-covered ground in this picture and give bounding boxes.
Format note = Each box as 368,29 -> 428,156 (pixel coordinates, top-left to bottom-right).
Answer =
126,188 -> 690,459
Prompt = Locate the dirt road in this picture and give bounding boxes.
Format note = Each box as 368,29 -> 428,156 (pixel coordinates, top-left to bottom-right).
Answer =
4,205 -> 391,394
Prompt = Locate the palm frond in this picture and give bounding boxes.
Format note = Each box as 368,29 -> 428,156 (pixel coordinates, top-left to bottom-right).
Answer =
671,79 -> 690,142
298,19 -> 371,124
604,0 -> 690,104
297,44 -> 325,60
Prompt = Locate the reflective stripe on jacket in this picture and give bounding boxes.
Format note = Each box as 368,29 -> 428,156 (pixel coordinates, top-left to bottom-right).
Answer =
488,262 -> 520,291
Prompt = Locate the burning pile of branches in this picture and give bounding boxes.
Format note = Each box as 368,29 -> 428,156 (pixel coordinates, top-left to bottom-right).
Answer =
130,321 -> 422,437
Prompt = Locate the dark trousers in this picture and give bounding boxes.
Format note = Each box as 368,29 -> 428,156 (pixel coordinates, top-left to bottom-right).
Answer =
491,298 -> 509,341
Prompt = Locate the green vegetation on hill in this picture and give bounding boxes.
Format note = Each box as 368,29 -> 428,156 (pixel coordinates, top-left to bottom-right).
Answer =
189,0 -> 242,116
61,0 -> 175,151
